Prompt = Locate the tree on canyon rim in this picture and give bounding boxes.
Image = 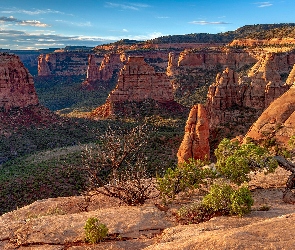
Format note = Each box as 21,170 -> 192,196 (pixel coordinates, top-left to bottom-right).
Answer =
82,123 -> 157,205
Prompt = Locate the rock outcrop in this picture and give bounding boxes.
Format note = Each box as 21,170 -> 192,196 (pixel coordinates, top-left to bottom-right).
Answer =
109,56 -> 173,103
84,54 -> 100,84
82,53 -> 125,88
176,48 -> 257,70
245,85 -> 295,146
38,52 -> 103,77
229,38 -> 295,47
0,53 -> 39,112
98,53 -> 125,81
244,53 -> 289,109
90,56 -> 179,118
0,53 -> 59,137
0,168 -> 294,249
37,54 -> 51,76
177,104 -> 210,163
286,63 -> 295,85
206,53 -> 290,132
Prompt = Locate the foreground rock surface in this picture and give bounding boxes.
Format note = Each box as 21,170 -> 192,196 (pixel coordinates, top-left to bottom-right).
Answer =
0,196 -> 174,250
0,168 -> 294,249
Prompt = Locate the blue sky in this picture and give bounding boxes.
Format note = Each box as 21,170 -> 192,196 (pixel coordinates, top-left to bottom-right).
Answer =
0,0 -> 294,50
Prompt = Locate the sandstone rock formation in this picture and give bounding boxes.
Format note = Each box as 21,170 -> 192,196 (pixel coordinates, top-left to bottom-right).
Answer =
177,104 -> 210,163
109,57 -> 173,103
0,168 -> 294,249
206,67 -> 257,134
0,197 -> 174,249
38,51 -> 102,76
90,56 -> 178,118
244,52 -> 289,109
230,38 -> 295,47
286,63 -> 295,85
176,48 -> 257,69
84,54 -> 100,84
98,53 -> 125,81
206,53 -> 290,133
0,53 -> 58,137
0,53 -> 39,112
37,54 -> 51,76
82,53 -> 125,88
245,85 -> 295,145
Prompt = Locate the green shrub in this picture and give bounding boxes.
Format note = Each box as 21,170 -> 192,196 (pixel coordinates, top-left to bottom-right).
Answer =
202,184 -> 253,216
177,184 -> 253,224
84,217 -> 108,243
215,138 -> 278,185
177,202 -> 213,224
156,159 -> 216,203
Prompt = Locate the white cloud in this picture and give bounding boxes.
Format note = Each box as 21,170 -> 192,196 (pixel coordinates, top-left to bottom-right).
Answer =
0,8 -> 67,15
55,19 -> 92,27
0,16 -> 50,27
255,2 -> 273,7
20,20 -> 49,27
0,30 -> 110,49
105,2 -> 150,11
157,16 -> 169,19
122,29 -> 128,32
189,21 -> 230,25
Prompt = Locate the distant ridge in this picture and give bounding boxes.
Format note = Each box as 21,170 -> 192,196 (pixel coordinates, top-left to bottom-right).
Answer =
97,23 -> 295,46
147,23 -> 295,44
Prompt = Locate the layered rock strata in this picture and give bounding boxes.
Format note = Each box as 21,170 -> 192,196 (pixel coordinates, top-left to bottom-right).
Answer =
245,85 -> 295,146
0,53 -> 39,112
82,53 -> 125,88
37,54 -> 51,76
177,104 -> 210,163
109,56 -> 173,103
37,52 -> 102,76
90,56 -> 177,118
206,53 -> 290,130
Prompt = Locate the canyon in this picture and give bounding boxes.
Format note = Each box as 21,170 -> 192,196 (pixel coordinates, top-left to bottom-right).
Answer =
0,53 -> 58,138
2,23 -> 295,250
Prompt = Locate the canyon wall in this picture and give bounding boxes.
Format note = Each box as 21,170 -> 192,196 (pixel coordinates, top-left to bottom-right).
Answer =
90,56 -> 177,118
38,52 -> 104,77
0,53 -> 39,112
245,85 -> 295,145
206,52 -> 291,133
82,53 -> 125,87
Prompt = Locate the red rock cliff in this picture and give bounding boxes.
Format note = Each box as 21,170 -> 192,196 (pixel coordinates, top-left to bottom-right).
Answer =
177,104 -> 210,164
206,53 -> 290,131
245,85 -> 295,146
38,52 -> 102,76
109,56 -> 174,103
90,56 -> 177,118
83,53 -> 125,88
0,53 -> 39,112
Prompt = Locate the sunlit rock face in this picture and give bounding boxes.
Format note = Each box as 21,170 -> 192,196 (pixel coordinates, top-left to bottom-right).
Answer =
0,53 -> 39,112
245,85 -> 295,146
90,56 -> 178,118
177,104 -> 210,164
